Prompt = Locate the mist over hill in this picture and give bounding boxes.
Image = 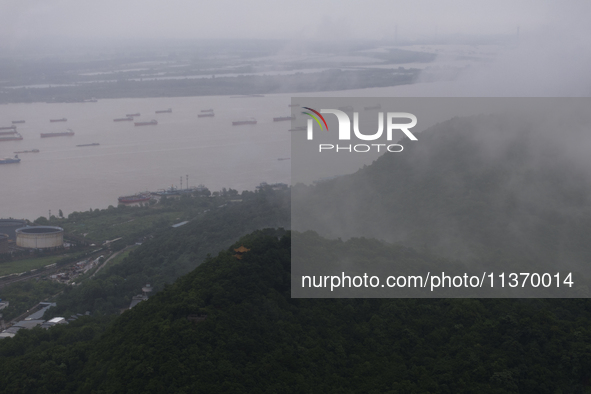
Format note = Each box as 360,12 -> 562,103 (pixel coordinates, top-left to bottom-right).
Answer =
293,109 -> 591,289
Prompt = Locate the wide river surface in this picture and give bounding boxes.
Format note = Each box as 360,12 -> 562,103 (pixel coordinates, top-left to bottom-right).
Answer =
0,95 -> 293,220
0,81 -> 462,221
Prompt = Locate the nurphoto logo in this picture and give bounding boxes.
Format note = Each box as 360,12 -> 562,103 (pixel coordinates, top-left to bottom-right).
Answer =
302,107 -> 418,153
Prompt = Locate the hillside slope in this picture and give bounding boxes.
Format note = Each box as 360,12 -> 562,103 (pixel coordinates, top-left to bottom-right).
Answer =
64,232 -> 591,392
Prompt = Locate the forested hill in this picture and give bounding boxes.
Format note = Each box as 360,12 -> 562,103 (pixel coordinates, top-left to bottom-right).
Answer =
2,230 -> 591,393
293,113 -> 591,273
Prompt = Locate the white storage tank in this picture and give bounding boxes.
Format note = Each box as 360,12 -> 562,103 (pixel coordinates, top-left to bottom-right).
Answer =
16,226 -> 64,249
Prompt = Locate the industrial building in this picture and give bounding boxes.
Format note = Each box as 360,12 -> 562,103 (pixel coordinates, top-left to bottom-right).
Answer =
0,219 -> 27,241
15,226 -> 64,250
0,233 -> 8,254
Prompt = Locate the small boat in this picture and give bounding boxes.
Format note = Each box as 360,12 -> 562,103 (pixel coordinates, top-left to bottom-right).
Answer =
200,109 -> 214,113
134,120 -> 158,126
155,108 -> 172,113
288,104 -> 300,107
126,113 -> 140,117
114,117 -> 133,122
50,118 -> 67,122
76,143 -> 100,147
277,158 -> 291,161
273,116 -> 294,122
232,118 -> 257,126
12,120 -> 25,124
0,155 -> 20,164
288,126 -> 306,132
14,149 -> 39,154
198,113 -> 214,118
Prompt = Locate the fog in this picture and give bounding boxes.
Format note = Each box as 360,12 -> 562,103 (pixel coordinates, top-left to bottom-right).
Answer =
0,0 -> 582,45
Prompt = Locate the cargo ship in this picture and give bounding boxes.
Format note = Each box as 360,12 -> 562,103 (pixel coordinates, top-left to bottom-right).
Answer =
134,120 -> 158,126
0,130 -> 18,136
118,193 -> 151,204
12,120 -> 25,124
126,113 -> 140,117
201,109 -> 214,113
76,143 -> 99,147
0,133 -> 23,141
198,113 -> 214,118
41,129 -> 74,138
155,108 -> 172,113
14,149 -> 39,154
50,118 -> 67,122
0,155 -> 20,164
232,118 -> 257,126
273,116 -> 294,122
114,117 -> 133,122
0,125 -> 16,130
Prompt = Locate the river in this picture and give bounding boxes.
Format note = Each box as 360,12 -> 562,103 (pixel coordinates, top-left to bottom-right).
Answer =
0,95 -> 292,220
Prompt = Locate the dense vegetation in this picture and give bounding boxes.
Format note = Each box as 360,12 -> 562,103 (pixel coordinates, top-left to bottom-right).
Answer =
2,231 -> 591,393
0,42 -> 433,104
46,187 -> 290,317
3,68 -> 420,104
0,280 -> 66,322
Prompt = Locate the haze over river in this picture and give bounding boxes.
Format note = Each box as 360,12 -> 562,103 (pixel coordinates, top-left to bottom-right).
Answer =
0,77 -> 501,221
0,95 -> 292,220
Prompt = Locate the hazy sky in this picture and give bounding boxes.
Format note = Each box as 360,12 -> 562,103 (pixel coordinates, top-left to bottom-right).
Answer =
0,0 -> 587,46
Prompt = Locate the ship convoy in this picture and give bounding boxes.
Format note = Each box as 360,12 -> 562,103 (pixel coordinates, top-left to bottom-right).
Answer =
118,184 -> 210,204
2,103 -> 304,165
2,104 -> 301,145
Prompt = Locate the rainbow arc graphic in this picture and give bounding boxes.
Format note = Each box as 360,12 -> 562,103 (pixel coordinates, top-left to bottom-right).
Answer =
302,107 -> 328,131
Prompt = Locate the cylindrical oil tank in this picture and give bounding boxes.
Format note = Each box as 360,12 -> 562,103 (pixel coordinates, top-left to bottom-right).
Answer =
16,226 -> 64,249
0,233 -> 8,254
0,219 -> 27,241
